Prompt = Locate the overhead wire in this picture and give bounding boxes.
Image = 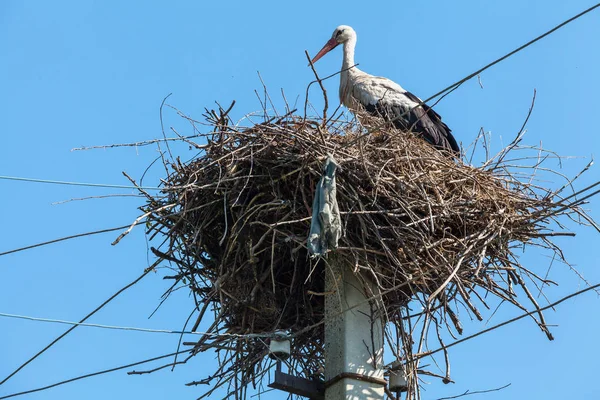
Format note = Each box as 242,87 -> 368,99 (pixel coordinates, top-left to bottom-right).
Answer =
1,280 -> 598,399
0,265 -> 155,385
0,349 -> 192,400
417,281 -> 600,360
0,311 -> 273,339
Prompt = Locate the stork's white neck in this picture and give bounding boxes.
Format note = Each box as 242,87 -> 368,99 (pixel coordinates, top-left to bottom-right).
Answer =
339,37 -> 359,108
342,37 -> 357,71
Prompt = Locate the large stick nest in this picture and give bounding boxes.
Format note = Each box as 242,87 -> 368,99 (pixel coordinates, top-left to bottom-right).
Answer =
138,101 -> 597,398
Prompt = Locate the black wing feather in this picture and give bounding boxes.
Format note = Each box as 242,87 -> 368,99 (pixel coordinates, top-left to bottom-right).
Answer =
365,91 -> 460,154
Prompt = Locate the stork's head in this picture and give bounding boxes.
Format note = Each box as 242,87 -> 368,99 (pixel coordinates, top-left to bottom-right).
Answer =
311,25 -> 356,64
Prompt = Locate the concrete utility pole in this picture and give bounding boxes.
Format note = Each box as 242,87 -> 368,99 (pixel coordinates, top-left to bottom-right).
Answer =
324,260 -> 386,399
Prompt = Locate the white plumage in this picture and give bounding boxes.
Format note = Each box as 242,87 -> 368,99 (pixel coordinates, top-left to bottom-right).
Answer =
312,25 -> 459,154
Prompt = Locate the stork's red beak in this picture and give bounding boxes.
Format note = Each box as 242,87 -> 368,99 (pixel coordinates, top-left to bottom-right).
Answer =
311,37 -> 339,64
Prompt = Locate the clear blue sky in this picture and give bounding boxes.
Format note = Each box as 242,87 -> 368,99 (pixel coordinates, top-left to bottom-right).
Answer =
1,1 -> 599,399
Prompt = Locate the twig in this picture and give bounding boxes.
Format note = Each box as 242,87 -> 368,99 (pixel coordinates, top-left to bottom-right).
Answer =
435,383 -> 511,400
305,50 -> 329,128
0,223 -> 144,257
159,93 -> 174,161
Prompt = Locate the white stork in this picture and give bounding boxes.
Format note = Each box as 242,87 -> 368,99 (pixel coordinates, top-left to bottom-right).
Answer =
311,25 -> 460,154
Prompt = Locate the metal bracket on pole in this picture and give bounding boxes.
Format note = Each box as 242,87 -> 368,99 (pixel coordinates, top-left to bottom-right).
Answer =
268,361 -> 325,400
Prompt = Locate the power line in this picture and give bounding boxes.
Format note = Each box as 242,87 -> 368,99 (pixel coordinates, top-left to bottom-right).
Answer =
2,282 -> 598,398
418,281 -> 600,360
0,311 -> 270,339
422,2 -> 600,106
0,349 -> 191,399
0,175 -> 162,191
0,267 -> 155,385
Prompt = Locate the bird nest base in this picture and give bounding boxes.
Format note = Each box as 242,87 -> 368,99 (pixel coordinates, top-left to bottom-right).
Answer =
138,102 -> 597,398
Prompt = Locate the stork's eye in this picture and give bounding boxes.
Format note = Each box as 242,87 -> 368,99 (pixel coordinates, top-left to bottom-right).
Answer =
336,29 -> 344,37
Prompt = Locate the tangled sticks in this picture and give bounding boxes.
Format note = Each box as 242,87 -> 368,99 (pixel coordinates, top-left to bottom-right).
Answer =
137,101 -> 598,398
